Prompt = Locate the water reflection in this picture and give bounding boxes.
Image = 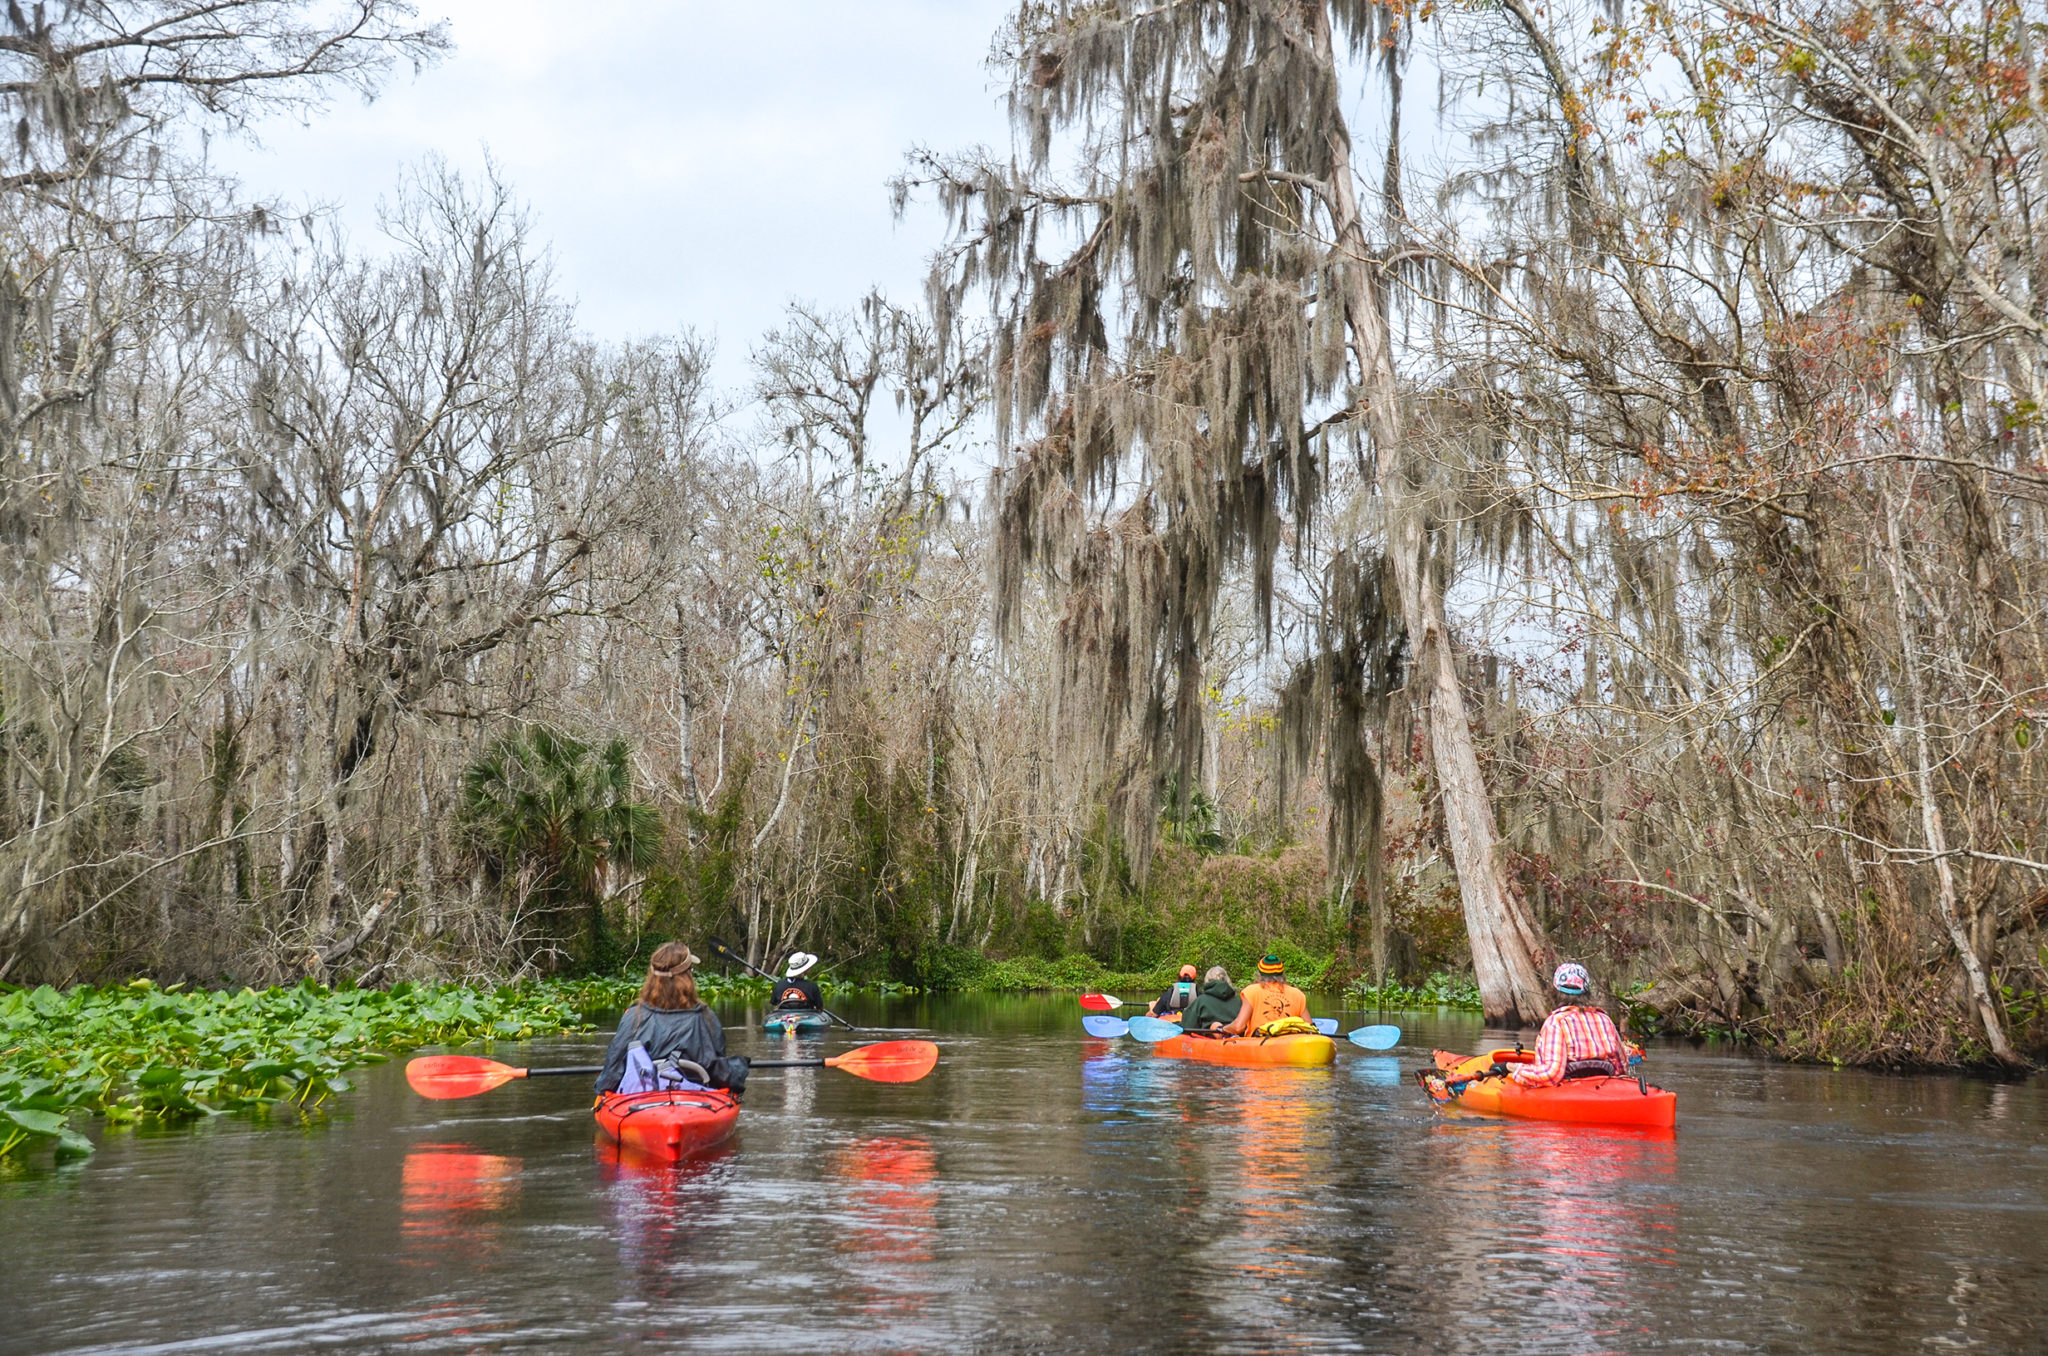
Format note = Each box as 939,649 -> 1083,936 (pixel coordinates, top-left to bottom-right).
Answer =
1350,1056 -> 1402,1087
1080,1043 -> 1185,1123
1196,1067 -> 1338,1346
4,997 -> 2047,1354
596,1135 -> 734,1284
1424,1119 -> 1678,1352
400,1143 -> 521,1254
831,1135 -> 937,1322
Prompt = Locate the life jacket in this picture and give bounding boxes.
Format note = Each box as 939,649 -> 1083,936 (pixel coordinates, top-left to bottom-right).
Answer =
1158,980 -> 1196,1013
1249,1015 -> 1320,1038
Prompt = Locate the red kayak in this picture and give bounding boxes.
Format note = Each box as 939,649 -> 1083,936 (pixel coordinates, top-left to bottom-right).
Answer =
593,1088 -> 741,1162
1420,1048 -> 1676,1128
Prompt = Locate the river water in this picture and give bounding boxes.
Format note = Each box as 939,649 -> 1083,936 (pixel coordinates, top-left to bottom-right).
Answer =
2,994 -> 2043,1354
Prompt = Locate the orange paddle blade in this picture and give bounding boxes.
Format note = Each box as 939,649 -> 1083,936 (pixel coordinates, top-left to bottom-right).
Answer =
406,1055 -> 529,1100
824,1040 -> 939,1083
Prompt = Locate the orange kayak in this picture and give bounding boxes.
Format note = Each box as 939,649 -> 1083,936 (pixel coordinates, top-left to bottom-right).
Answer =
1154,1031 -> 1335,1067
594,1088 -> 741,1162
1421,1049 -> 1676,1128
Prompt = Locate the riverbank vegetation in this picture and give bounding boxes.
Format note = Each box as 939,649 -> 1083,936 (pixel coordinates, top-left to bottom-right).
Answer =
4,1 -> 2048,1070
0,979 -> 592,1160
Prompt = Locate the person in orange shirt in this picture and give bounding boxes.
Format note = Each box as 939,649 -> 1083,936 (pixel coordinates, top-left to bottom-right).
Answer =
1223,954 -> 1310,1035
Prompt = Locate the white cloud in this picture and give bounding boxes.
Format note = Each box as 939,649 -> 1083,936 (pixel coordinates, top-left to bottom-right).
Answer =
221,1 -> 1013,369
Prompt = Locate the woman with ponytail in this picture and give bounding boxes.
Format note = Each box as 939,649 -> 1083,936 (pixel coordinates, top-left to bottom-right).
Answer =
594,942 -> 751,1095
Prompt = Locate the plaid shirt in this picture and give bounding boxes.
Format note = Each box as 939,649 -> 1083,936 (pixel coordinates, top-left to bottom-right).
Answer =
1512,1003 -> 1628,1086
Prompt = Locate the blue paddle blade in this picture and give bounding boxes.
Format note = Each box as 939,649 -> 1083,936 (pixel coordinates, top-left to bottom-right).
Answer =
1127,1014 -> 1184,1042
1082,1015 -> 1130,1039
1348,1024 -> 1401,1050
1313,1018 -> 1338,1035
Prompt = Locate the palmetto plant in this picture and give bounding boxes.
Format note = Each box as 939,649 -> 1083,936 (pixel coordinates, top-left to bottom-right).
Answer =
460,727 -> 661,968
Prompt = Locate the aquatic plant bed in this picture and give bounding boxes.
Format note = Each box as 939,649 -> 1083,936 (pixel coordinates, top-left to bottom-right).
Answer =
1345,971 -> 1483,1012
0,979 -> 596,1161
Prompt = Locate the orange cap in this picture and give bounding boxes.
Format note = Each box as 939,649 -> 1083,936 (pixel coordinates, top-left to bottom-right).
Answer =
1179,964 -> 1197,980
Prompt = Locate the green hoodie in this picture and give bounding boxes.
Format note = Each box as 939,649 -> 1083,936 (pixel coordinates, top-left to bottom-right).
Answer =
1182,976 -> 1242,1031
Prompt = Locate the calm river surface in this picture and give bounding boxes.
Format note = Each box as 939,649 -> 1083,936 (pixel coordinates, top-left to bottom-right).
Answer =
2,994 -> 2044,1354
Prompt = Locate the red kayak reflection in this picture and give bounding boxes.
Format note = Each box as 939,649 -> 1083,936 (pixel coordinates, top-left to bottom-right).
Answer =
832,1135 -> 937,1321
1425,1117 -> 1678,1351
401,1144 -> 522,1256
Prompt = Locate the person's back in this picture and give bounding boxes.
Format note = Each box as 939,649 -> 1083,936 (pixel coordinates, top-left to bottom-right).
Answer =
771,951 -> 824,1010
1227,955 -> 1309,1034
770,977 -> 822,1010
1182,967 -> 1241,1030
1512,962 -> 1629,1087
595,943 -> 750,1094
1148,965 -> 1199,1017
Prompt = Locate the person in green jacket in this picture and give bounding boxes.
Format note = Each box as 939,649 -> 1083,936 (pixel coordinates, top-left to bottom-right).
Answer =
1182,965 -> 1242,1030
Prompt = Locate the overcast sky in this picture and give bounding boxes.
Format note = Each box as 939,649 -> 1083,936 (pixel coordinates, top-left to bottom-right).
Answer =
222,1 -> 1016,381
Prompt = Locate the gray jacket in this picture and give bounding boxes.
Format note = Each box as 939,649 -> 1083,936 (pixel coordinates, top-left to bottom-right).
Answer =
595,1003 -> 750,1095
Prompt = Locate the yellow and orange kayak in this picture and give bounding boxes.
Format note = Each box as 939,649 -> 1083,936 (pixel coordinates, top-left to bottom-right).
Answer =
1153,1031 -> 1336,1067
1420,1049 -> 1676,1128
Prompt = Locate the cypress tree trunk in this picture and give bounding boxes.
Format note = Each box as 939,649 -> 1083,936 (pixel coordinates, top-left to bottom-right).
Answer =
1309,3 -> 1551,1027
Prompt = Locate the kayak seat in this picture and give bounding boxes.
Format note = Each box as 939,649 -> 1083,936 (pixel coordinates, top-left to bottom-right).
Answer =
1563,1059 -> 1620,1080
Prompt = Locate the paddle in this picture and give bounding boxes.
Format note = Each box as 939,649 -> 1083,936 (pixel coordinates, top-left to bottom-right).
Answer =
1078,993 -> 1129,1012
1127,1014 -> 1186,1042
1346,1024 -> 1402,1050
1082,1015 -> 1130,1039
706,936 -> 859,1031
405,1041 -> 939,1100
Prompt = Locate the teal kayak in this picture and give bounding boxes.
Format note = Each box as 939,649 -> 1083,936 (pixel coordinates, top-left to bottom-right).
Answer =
762,1010 -> 833,1032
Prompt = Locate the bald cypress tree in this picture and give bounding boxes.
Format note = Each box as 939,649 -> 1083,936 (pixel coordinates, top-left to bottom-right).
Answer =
911,0 -> 1553,1023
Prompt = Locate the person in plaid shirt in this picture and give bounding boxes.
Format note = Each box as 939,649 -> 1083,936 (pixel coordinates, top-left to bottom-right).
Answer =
1511,962 -> 1631,1087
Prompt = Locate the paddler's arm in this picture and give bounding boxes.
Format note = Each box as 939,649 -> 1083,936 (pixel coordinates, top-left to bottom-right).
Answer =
593,1006 -> 639,1094
1510,1016 -> 1567,1086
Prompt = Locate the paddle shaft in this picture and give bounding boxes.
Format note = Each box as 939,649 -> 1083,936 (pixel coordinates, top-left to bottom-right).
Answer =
504,1062 -> 822,1076
708,936 -> 859,1030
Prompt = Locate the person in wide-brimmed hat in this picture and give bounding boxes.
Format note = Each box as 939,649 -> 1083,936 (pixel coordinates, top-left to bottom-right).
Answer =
1222,952 -> 1311,1035
769,951 -> 824,1011
594,941 -> 750,1095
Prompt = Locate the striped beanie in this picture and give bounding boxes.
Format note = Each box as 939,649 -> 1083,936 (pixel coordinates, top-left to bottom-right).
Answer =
1257,954 -> 1285,976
